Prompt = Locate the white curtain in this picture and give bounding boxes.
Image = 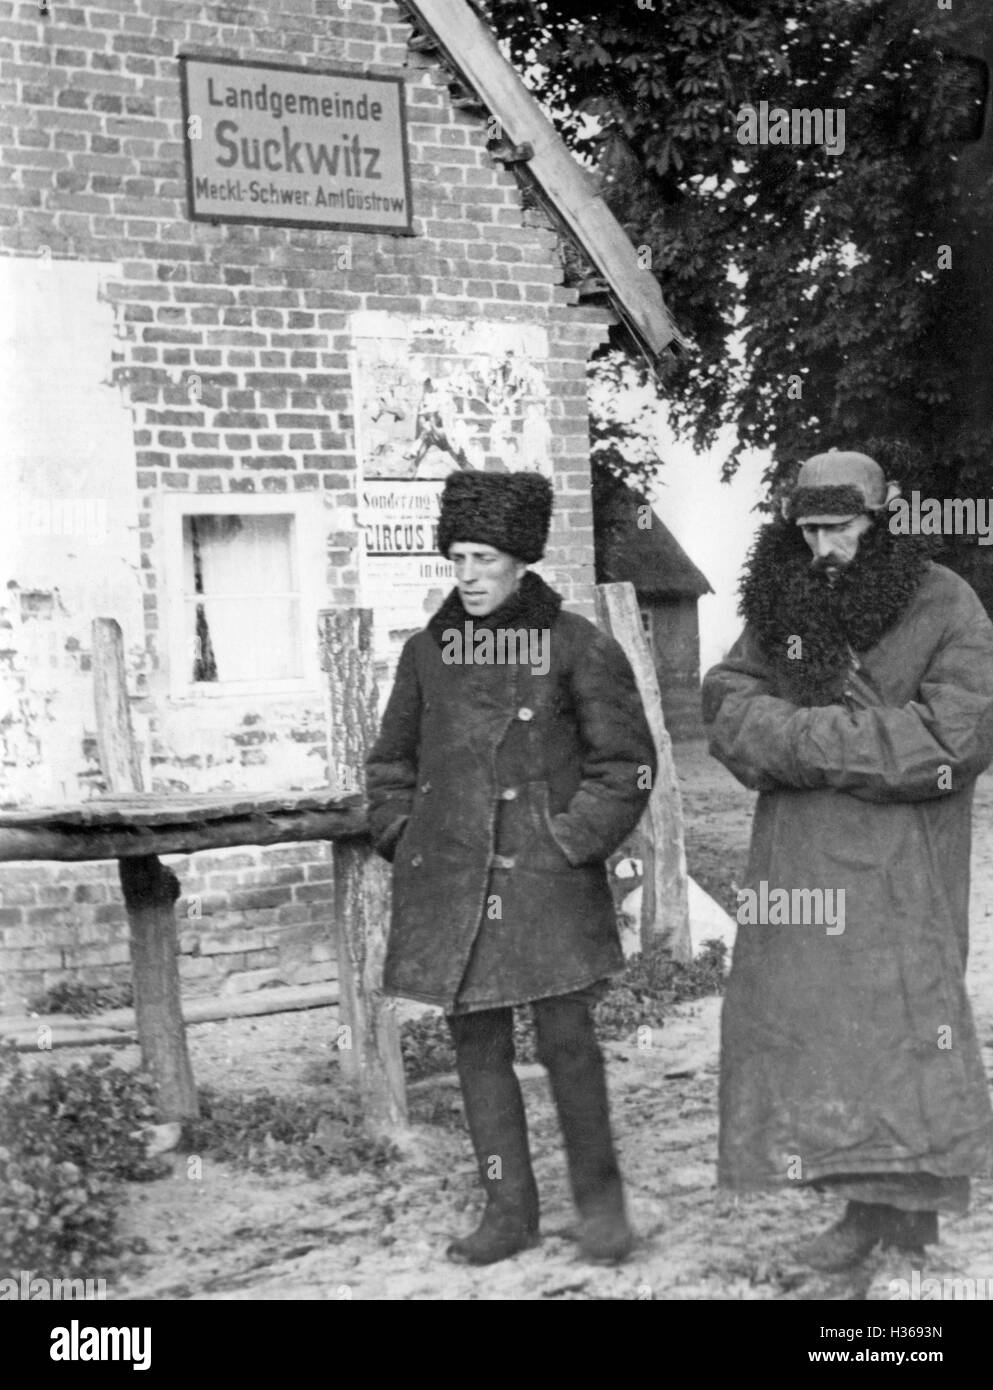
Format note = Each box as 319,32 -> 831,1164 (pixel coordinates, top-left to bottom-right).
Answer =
183,515 -> 301,682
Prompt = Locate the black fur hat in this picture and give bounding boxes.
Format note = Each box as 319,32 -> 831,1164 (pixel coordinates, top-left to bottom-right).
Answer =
436,470 -> 553,563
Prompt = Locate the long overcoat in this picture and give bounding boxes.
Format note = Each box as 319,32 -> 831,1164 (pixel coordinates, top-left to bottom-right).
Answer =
702,561 -> 993,1189
366,573 -> 656,1012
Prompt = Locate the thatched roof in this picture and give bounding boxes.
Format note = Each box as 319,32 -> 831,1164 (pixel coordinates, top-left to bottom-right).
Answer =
595,481 -> 712,600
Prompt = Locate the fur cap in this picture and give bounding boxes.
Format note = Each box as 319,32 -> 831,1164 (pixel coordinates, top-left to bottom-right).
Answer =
436,469 -> 553,563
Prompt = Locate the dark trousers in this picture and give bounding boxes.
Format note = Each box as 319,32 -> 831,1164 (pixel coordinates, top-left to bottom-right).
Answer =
447,989 -> 625,1223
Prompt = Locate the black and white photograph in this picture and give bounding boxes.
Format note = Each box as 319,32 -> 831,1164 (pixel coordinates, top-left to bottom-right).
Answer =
1,0 -> 992,1352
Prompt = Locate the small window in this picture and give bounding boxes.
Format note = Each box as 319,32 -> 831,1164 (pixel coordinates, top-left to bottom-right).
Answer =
181,513 -> 303,683
639,607 -> 655,650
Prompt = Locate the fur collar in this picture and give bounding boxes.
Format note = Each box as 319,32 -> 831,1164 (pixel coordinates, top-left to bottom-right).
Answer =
739,518 -> 934,706
427,569 -> 563,647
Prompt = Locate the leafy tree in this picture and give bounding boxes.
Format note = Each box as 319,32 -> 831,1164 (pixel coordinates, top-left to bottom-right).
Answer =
485,0 -> 993,532
584,350 -> 683,575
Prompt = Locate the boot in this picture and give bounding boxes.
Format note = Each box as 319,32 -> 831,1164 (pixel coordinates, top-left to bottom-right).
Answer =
534,995 -> 635,1263
793,1201 -> 886,1272
446,1009 -> 540,1266
880,1208 -> 938,1258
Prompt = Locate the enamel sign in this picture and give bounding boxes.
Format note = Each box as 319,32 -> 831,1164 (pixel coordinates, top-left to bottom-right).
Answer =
180,57 -> 413,233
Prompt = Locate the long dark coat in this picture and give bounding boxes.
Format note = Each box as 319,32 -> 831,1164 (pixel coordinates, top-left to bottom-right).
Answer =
703,556 -> 993,1190
366,573 -> 656,1012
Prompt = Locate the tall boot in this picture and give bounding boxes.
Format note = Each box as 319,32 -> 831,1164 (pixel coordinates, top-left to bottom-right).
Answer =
880,1208 -> 938,1258
446,1008 -> 540,1266
796,1201 -> 941,1273
793,1201 -> 886,1272
533,994 -> 635,1263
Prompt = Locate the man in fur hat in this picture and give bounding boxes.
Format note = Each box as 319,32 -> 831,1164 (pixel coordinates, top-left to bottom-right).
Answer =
366,469 -> 656,1265
702,449 -> 993,1272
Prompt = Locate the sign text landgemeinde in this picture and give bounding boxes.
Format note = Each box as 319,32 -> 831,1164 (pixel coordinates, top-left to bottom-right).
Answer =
181,57 -> 412,232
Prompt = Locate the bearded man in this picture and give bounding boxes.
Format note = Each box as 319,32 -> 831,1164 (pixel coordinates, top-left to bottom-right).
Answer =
702,450 -> 993,1271
366,470 -> 656,1265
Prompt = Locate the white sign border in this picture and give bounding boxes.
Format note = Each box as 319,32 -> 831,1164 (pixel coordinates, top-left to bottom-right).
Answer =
178,54 -> 415,236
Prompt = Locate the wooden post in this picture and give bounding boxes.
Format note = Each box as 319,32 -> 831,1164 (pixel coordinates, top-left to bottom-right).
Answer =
594,584 -> 692,963
92,618 -> 198,1122
321,609 -> 408,1133
92,618 -> 144,794
118,855 -> 198,1122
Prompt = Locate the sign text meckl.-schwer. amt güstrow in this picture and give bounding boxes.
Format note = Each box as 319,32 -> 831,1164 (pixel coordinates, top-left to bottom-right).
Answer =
181,58 -> 412,232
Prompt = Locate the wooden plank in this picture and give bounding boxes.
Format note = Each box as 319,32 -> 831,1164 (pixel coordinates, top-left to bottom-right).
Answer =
0,808 -> 368,863
321,608 -> 408,1134
92,619 -> 145,793
0,787 -> 360,829
0,983 -> 340,1051
404,0 -> 691,363
91,619 -> 199,1124
595,582 -> 691,963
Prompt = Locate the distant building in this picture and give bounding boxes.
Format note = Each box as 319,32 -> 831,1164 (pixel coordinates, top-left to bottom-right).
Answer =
594,481 -> 713,741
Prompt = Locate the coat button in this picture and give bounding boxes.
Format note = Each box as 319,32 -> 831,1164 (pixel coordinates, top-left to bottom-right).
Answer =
492,854 -> 516,870
517,707 -> 534,721
499,787 -> 518,801
411,853 -> 423,867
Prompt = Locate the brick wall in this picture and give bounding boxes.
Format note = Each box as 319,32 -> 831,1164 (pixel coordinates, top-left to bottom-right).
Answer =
0,0 -> 611,1011
0,842 -> 334,1014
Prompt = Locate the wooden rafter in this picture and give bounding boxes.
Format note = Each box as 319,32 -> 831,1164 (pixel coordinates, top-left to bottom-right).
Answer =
400,0 -> 692,368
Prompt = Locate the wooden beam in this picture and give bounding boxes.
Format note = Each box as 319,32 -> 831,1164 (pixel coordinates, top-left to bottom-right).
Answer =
402,0 -> 691,364
0,808 -> 367,864
489,140 -> 534,165
594,582 -> 691,963
321,609 -> 408,1134
1,984 -> 341,1054
92,619 -> 145,793
91,619 -> 199,1124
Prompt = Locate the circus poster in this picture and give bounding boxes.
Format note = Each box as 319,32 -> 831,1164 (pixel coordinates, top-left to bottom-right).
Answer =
350,313 -> 553,481
350,314 -> 554,682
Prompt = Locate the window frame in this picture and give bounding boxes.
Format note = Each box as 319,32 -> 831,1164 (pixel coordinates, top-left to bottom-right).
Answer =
160,492 -> 325,701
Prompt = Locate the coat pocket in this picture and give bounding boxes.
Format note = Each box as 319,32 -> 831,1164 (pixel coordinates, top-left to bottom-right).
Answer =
374,812 -> 410,864
530,780 -> 578,868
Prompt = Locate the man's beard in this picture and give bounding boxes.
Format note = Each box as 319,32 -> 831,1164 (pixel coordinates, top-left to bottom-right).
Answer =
810,552 -> 858,587
810,556 -> 843,581
738,515 -> 934,706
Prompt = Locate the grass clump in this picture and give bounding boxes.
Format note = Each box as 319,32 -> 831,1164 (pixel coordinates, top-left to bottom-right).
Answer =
0,1042 -> 163,1280
28,979 -> 134,1018
187,1085 -> 399,1179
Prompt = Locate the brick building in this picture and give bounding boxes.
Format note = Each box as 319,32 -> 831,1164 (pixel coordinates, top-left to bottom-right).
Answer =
0,0 -> 682,1013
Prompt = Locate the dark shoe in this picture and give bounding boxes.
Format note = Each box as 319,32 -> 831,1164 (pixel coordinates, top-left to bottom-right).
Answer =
577,1179 -> 636,1263
793,1202 -> 885,1272
880,1208 -> 938,1258
446,1202 -> 540,1266
533,994 -> 636,1264
446,1009 -> 541,1267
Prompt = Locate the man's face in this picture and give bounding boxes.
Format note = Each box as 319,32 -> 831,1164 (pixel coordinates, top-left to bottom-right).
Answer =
799,514 -> 872,581
449,542 -> 526,616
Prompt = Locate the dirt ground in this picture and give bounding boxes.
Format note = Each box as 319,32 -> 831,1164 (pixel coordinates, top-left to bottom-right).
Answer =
46,741 -> 993,1301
